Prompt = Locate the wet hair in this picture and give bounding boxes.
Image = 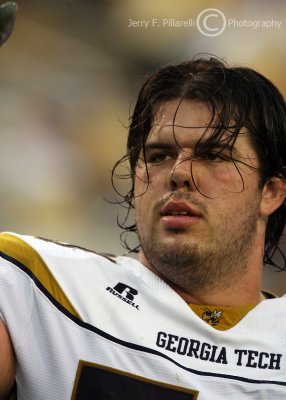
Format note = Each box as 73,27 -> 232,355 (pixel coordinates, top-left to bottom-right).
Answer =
112,57 -> 286,270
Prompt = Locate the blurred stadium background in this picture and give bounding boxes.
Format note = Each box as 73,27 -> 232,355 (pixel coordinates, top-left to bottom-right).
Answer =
0,0 -> 285,294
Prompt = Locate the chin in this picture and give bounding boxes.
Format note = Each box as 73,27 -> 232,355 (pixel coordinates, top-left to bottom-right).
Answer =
161,231 -> 198,245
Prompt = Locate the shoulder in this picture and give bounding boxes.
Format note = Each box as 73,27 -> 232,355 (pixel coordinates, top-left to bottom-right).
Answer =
0,232 -> 143,291
0,232 -> 117,268
0,232 -> 130,323
0,232 -> 122,302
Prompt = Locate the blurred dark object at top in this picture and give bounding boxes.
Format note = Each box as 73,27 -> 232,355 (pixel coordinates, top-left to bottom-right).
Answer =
0,1 -> 17,46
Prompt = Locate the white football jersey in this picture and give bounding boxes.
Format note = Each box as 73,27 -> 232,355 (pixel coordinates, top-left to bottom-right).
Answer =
0,232 -> 285,399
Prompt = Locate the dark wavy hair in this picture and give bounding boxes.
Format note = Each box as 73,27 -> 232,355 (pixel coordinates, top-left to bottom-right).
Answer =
112,57 -> 286,270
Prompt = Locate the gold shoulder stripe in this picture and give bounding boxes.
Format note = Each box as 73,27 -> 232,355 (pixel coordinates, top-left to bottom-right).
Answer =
0,233 -> 81,320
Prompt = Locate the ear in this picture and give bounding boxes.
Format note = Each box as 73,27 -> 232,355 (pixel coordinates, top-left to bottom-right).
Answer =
259,176 -> 286,217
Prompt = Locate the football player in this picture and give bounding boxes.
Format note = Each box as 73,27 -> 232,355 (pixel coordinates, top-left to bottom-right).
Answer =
0,57 -> 286,399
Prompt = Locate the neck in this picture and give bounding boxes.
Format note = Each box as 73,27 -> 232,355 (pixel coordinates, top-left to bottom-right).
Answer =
138,235 -> 265,307
167,278 -> 263,307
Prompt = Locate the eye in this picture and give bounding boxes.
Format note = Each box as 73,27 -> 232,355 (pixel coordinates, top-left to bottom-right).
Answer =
147,152 -> 174,164
196,152 -> 228,163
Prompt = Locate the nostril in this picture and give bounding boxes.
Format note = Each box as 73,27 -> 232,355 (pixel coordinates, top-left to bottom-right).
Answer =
169,165 -> 193,189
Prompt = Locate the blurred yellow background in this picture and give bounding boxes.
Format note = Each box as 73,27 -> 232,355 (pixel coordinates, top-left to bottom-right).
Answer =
0,0 -> 285,293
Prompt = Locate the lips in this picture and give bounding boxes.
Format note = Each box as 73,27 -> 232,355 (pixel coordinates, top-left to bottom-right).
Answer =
159,201 -> 202,229
160,201 -> 202,218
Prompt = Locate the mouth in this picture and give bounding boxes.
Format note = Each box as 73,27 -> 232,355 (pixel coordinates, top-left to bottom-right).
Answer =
160,201 -> 202,229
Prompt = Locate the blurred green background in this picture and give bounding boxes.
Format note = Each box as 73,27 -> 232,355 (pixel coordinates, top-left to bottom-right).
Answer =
0,0 -> 285,294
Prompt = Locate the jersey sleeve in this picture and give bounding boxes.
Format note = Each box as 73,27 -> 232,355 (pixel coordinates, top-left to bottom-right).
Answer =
0,233 -> 35,349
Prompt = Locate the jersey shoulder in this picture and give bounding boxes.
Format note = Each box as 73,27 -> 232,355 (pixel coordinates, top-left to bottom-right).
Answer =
0,232 -> 117,269
0,232 -> 122,321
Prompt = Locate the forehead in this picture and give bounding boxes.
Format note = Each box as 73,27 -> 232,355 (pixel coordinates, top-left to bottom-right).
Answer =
149,99 -> 213,143
147,99 -> 255,155
154,99 -> 212,128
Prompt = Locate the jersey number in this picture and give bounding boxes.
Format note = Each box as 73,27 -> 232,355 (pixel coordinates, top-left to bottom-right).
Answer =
71,361 -> 199,399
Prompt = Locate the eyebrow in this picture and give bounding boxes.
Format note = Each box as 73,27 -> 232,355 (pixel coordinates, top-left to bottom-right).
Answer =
144,143 -> 174,151
144,141 -> 241,157
199,142 -> 241,157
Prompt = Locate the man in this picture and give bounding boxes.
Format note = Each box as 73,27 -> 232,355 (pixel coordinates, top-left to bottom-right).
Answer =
0,58 -> 286,399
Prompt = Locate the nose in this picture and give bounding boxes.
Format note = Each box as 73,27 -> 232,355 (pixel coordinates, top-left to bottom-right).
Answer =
168,154 -> 196,191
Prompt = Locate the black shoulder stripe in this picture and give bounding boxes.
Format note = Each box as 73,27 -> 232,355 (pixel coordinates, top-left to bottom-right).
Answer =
262,290 -> 277,299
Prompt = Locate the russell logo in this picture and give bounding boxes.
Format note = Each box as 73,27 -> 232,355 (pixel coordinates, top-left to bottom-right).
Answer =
106,282 -> 140,310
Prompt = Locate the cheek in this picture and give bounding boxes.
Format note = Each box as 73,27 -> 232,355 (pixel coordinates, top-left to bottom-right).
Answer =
135,165 -> 167,196
134,168 -> 166,225
134,179 -> 153,231
207,164 -> 246,194
134,166 -> 149,197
